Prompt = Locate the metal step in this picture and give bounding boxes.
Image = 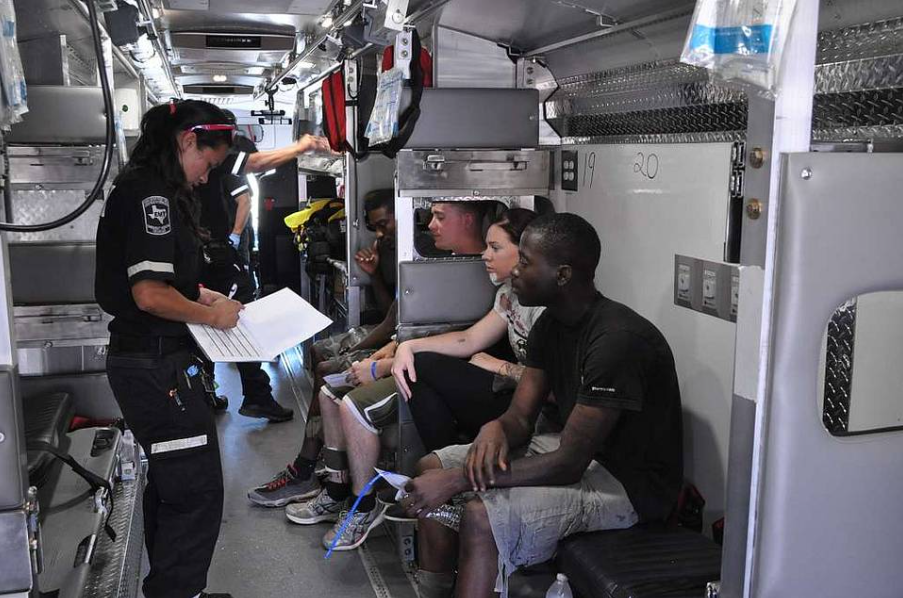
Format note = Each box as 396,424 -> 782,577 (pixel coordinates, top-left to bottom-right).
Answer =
82,465 -> 144,598
36,427 -> 121,598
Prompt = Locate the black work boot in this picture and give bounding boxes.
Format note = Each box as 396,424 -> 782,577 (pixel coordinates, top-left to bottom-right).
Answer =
199,592 -> 233,598
238,397 -> 293,422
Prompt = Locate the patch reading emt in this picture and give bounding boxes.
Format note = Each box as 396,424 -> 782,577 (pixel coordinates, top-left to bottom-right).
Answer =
142,196 -> 171,235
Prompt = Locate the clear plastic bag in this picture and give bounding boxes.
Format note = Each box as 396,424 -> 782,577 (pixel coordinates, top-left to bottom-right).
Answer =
681,0 -> 798,97
0,0 -> 26,128
365,67 -> 404,146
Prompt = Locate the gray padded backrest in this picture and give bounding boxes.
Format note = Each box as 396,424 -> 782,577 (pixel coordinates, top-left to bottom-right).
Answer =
7,86 -> 109,144
9,243 -> 97,305
405,88 -> 539,149
398,260 -> 495,325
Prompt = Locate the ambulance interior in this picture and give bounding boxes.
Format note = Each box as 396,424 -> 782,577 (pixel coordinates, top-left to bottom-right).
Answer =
1,0 -> 903,597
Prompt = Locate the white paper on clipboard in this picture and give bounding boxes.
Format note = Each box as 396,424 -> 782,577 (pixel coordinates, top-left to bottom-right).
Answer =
188,288 -> 332,362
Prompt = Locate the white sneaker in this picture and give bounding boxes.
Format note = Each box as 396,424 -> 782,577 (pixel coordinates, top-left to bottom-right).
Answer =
285,488 -> 345,525
322,504 -> 386,551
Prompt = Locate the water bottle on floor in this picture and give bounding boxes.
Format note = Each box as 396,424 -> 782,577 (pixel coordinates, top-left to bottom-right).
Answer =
545,573 -> 573,598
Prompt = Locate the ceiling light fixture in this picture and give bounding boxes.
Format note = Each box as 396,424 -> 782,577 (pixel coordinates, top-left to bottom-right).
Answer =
297,60 -> 315,69
344,19 -> 354,27
213,74 -> 227,82
247,67 -> 265,75
151,7 -> 161,19
321,15 -> 334,28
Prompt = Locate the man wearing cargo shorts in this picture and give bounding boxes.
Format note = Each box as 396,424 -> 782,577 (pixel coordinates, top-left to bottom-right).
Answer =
400,213 -> 684,598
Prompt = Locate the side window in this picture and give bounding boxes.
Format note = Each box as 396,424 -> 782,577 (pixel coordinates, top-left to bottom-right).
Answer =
413,199 -> 507,259
819,291 -> 903,435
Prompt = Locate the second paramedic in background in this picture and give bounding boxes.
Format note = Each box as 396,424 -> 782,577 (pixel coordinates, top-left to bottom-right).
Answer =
196,112 -> 331,422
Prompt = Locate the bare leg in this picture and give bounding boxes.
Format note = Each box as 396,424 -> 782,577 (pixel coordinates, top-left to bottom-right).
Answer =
319,391 -> 344,449
417,453 -> 459,573
419,518 -> 459,573
455,498 -> 499,598
339,400 -> 381,496
313,360 -> 337,406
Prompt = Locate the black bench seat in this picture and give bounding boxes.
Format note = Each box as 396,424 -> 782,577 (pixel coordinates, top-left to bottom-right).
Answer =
557,525 -> 722,598
23,392 -> 74,488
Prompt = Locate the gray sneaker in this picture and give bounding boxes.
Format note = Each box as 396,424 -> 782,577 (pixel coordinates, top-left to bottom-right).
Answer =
248,464 -> 321,508
285,488 -> 346,525
322,505 -> 386,551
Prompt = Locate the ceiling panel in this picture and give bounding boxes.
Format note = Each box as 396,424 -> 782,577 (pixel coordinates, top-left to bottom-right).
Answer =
165,0 -> 332,14
160,9 -> 314,35
435,0 -> 683,51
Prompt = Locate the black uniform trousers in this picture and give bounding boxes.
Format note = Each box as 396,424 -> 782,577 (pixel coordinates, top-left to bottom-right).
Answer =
200,241 -> 273,403
107,344 -> 223,598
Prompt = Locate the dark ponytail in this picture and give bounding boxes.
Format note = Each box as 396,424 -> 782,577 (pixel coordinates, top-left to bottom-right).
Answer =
494,208 -> 539,245
118,99 -> 234,240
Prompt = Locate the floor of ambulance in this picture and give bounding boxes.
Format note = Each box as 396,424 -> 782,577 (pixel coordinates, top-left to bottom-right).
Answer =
139,347 -> 419,598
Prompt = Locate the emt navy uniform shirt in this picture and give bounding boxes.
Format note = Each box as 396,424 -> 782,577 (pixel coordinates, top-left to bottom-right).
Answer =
95,167 -> 201,337
197,136 -> 255,241
525,293 -> 684,522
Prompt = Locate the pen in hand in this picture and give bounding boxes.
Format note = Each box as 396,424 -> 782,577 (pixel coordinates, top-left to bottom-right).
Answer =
228,283 -> 238,300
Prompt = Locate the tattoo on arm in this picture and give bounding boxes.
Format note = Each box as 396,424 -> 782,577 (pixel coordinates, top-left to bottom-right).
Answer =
501,362 -> 526,382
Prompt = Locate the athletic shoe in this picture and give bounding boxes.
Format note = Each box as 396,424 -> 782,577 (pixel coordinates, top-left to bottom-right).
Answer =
247,464 -> 321,507
199,593 -> 233,598
322,504 -> 386,551
383,502 -> 417,524
238,399 -> 293,422
285,488 -> 345,525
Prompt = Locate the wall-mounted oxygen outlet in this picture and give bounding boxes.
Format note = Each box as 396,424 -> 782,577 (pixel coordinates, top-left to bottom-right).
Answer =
674,256 -> 695,308
702,268 -> 719,315
561,150 -> 578,191
674,255 -> 739,323
677,264 -> 692,304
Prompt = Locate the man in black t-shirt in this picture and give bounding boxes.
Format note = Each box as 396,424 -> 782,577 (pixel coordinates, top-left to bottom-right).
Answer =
401,213 -> 683,598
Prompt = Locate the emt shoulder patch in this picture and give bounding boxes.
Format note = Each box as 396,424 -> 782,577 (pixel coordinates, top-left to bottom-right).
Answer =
142,196 -> 172,236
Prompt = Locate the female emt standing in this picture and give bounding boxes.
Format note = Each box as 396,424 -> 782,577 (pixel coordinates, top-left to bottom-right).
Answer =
95,100 -> 242,598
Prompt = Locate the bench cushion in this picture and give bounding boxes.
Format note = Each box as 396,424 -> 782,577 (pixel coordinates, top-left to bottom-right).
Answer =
557,525 -> 722,598
23,392 -> 74,487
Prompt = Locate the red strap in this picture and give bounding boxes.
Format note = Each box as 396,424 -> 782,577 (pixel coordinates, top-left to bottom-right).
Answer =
382,45 -> 394,72
381,46 -> 432,87
321,70 -> 347,153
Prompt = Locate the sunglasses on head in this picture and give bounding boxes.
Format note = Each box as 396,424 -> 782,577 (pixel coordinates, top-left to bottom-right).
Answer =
188,124 -> 236,138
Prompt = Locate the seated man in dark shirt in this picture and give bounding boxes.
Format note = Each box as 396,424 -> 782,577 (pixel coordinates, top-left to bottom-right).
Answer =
401,213 -> 684,598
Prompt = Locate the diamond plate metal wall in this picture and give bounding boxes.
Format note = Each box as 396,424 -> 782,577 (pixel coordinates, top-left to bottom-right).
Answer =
8,190 -> 103,243
546,16 -> 903,145
823,301 -> 857,434
546,60 -> 748,144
